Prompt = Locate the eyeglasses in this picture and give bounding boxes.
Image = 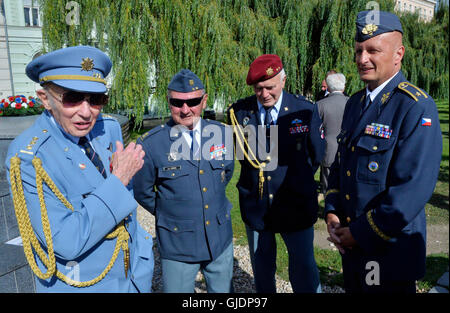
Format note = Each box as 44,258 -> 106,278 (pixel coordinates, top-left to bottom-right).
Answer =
48,88 -> 109,106
169,96 -> 204,108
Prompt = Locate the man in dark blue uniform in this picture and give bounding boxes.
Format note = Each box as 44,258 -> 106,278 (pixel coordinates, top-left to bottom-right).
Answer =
324,11 -> 442,293
133,69 -> 234,293
228,54 -> 324,293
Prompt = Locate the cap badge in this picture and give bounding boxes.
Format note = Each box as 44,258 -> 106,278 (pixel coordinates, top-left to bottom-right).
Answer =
266,67 -> 274,76
362,24 -> 378,36
81,57 -> 94,71
189,79 -> 194,86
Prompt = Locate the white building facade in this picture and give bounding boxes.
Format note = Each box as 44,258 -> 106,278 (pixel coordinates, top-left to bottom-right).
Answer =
395,0 -> 437,22
1,0 -> 42,99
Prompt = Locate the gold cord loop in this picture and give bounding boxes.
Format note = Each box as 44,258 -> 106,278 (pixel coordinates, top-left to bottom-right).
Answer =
9,156 -> 129,287
229,108 -> 266,198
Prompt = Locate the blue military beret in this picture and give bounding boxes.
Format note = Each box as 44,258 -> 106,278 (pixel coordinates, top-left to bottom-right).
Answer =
356,11 -> 403,42
168,69 -> 204,93
25,45 -> 112,93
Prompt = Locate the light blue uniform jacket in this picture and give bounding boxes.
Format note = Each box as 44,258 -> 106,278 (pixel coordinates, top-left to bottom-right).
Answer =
5,111 -> 154,292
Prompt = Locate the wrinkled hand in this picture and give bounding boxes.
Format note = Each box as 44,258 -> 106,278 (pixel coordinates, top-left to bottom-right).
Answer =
326,213 -> 345,254
111,141 -> 145,186
334,227 -> 357,250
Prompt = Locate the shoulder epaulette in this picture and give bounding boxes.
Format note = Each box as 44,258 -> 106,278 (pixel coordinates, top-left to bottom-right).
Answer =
138,124 -> 165,141
99,113 -> 117,121
205,118 -> 228,128
397,82 -> 428,102
17,129 -> 50,158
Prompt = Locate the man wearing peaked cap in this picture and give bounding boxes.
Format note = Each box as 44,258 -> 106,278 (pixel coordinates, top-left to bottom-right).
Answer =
228,54 -> 325,293
5,45 -> 154,292
324,11 -> 442,293
133,69 -> 235,293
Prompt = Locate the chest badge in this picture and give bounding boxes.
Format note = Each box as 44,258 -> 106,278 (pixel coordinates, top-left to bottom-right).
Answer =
243,116 -> 250,126
368,161 -> 379,172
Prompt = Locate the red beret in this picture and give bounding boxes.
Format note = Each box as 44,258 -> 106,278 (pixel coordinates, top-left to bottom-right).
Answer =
246,54 -> 283,85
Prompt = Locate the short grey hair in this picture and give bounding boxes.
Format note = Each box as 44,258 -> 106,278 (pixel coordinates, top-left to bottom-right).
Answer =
326,73 -> 346,93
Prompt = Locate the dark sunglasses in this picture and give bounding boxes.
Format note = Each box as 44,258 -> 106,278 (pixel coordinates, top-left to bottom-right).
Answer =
169,96 -> 204,108
62,91 -> 109,106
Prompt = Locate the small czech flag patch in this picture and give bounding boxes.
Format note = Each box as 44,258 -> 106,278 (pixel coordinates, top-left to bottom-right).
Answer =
421,118 -> 432,126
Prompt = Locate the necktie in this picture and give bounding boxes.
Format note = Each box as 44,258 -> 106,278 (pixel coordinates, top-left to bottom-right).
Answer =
190,130 -> 200,160
362,95 -> 372,116
78,136 -> 107,178
263,106 -> 273,152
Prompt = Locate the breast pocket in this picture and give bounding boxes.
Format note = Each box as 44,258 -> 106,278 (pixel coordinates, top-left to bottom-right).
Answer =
209,160 -> 229,193
356,135 -> 396,184
157,165 -> 193,200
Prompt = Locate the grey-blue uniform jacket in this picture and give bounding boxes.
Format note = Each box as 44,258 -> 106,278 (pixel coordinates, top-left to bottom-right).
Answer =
228,92 -> 325,232
133,119 -> 234,263
5,111 -> 154,292
324,71 -> 442,282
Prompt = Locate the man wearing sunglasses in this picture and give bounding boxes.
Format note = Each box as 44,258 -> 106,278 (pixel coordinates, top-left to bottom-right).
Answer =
133,69 -> 235,293
5,46 -> 154,292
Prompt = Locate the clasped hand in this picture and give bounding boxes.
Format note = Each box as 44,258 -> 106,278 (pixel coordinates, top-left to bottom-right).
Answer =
110,141 -> 145,186
326,213 -> 357,254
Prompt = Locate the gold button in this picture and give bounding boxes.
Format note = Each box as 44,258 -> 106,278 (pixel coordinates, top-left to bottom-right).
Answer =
204,204 -> 209,209
351,146 -> 355,152
346,217 -> 351,223
206,221 -> 210,226
145,236 -> 149,240
173,227 -> 178,231
26,145 -> 32,150
221,163 -> 224,167
33,137 -> 38,140
346,170 -> 351,177
372,146 -> 378,151
64,147 -> 69,152
226,214 -> 229,218
199,170 -> 204,174
267,176 -> 272,181
269,194 -> 273,199
338,152 -> 341,157
42,129 -> 48,133
266,156 -> 271,161
203,187 -> 207,192
171,173 -> 175,176
345,194 -> 350,200
338,138 -> 341,142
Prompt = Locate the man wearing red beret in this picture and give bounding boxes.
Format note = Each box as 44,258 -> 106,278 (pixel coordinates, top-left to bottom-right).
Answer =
228,54 -> 325,293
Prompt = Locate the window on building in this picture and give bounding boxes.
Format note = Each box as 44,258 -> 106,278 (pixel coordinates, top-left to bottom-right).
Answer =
24,6 -> 40,26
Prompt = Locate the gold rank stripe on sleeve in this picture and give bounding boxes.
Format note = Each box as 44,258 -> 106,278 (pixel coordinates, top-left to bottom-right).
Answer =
366,210 -> 392,241
398,82 -> 428,102
325,189 -> 339,199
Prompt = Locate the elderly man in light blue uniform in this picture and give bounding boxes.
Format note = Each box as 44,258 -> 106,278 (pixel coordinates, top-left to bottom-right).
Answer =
133,69 -> 234,293
5,46 -> 154,292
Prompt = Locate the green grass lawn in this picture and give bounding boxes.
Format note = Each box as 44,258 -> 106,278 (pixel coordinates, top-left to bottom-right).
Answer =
131,99 -> 449,292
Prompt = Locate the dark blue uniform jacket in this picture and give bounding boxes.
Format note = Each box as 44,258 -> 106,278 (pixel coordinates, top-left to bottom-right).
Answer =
133,119 -> 234,263
324,71 -> 442,281
228,92 -> 325,232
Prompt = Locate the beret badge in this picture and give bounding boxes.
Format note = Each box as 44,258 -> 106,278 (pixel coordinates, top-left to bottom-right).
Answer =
362,24 -> 378,36
266,67 -> 274,76
81,57 -> 94,71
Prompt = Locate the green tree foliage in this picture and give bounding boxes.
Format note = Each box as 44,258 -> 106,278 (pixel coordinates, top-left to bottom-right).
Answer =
39,0 -> 449,127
